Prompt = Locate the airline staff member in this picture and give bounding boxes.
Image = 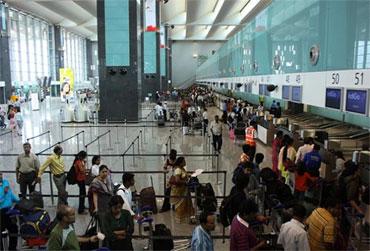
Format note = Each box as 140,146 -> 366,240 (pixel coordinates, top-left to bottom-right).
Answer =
245,121 -> 257,162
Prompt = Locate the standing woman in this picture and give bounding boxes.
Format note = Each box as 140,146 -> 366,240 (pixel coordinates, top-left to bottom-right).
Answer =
170,157 -> 194,223
90,155 -> 101,177
89,165 -> 113,214
100,196 -> 134,250
278,136 -> 297,188
74,151 -> 88,214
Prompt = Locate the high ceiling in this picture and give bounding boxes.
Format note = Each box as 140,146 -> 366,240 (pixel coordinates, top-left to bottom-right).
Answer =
6,0 -> 270,41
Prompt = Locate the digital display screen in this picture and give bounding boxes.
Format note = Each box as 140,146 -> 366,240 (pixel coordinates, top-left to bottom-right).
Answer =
282,85 -> 290,100
325,88 -> 342,109
291,86 -> 302,103
259,84 -> 265,95
345,89 -> 368,115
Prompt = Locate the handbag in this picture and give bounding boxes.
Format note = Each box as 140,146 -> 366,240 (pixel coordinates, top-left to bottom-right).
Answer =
283,158 -> 296,172
79,215 -> 99,251
85,169 -> 95,186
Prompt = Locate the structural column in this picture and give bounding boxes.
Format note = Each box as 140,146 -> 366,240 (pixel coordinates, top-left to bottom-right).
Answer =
54,25 -> 64,81
141,0 -> 160,100
0,4 -> 11,104
97,0 -> 139,121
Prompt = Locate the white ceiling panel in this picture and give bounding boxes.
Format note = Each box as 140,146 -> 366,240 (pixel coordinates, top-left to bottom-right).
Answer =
6,0 -> 270,41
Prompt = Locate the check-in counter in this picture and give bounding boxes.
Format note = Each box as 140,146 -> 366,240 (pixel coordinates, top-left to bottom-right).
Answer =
75,105 -> 88,122
61,106 -> 74,123
257,116 -> 276,145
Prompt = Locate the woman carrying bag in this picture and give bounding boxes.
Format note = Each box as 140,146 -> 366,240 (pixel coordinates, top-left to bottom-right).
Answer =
74,151 -> 88,214
170,157 -> 194,224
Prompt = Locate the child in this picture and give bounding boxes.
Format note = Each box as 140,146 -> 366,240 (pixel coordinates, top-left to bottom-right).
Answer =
15,109 -> 23,136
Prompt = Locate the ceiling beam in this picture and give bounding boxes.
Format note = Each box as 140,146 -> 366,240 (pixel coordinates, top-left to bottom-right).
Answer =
204,0 -> 225,38
72,0 -> 97,17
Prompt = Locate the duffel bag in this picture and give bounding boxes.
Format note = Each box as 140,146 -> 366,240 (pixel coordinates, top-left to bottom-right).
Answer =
20,209 -> 51,239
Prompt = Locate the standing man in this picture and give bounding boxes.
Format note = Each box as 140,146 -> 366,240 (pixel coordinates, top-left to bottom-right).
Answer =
209,115 -> 223,153
272,131 -> 284,175
48,205 -> 98,250
0,172 -> 20,251
306,197 -> 337,250
16,142 -> 40,198
116,173 -> 135,216
295,137 -> 314,164
245,120 -> 258,162
38,145 -> 67,206
191,211 -> 216,251
303,144 -> 322,173
277,204 -> 310,251
202,108 -> 209,136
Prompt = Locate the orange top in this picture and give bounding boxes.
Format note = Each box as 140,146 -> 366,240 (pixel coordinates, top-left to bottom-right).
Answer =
294,172 -> 312,192
74,159 -> 86,182
245,127 -> 256,146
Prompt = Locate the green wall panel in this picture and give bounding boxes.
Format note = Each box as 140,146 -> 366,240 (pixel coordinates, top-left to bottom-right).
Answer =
144,32 -> 157,73
197,0 -> 370,128
105,0 -> 130,66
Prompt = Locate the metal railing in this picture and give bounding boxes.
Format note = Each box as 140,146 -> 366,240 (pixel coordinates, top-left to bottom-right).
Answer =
0,130 -> 14,150
26,130 -> 51,147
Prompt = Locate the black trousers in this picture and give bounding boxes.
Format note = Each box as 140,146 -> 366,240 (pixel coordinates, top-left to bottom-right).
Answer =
77,181 -> 86,213
249,145 -> 256,162
161,187 -> 171,211
19,171 -> 36,198
203,119 -> 209,135
0,208 -> 18,251
212,134 -> 222,151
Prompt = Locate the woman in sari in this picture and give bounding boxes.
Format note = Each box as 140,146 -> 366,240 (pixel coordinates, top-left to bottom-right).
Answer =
170,157 -> 194,223
89,165 -> 113,214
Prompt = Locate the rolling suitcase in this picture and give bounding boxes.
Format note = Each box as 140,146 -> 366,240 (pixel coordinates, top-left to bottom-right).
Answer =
158,115 -> 165,127
139,177 -> 158,214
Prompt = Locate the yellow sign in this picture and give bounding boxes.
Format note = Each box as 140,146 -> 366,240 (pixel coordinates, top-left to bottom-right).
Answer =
59,68 -> 74,99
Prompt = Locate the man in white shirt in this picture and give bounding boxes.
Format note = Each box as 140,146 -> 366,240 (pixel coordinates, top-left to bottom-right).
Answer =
154,102 -> 163,119
202,108 -> 209,135
277,204 -> 310,251
295,137 -> 314,164
209,115 -> 223,153
116,173 -> 135,216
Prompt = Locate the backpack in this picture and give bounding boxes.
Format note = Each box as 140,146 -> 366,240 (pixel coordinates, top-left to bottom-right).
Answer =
113,183 -> 124,195
219,190 -> 242,227
197,183 -> 217,213
232,163 -> 245,184
67,163 -> 77,185
152,224 -> 174,251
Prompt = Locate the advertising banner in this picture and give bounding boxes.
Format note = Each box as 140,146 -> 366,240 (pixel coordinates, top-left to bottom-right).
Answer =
145,0 -> 157,31
59,68 -> 74,101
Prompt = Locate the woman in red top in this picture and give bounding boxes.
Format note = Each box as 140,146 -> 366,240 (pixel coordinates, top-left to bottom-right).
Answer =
74,150 -> 88,214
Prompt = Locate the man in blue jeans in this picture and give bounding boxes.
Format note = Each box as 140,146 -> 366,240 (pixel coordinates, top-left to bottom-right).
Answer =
0,172 -> 20,250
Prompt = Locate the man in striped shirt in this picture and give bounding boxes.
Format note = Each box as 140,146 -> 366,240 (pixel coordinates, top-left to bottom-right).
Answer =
306,197 -> 338,250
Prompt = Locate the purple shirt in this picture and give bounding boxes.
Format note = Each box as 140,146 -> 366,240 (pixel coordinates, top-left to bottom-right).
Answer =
230,215 -> 257,251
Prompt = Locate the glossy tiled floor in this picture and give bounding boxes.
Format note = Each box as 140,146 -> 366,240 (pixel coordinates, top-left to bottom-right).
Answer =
0,97 -> 274,250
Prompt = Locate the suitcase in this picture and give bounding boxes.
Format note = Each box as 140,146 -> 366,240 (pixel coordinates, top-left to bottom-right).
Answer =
139,177 -> 158,214
152,224 -> 174,251
20,209 -> 51,239
158,115 -> 165,127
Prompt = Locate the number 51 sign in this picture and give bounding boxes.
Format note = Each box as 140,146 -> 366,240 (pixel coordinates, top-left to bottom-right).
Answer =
326,69 -> 370,88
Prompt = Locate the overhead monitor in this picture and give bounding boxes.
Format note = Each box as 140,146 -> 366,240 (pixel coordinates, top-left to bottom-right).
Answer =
325,88 -> 342,110
345,89 -> 368,115
282,85 -> 290,100
291,86 -> 302,103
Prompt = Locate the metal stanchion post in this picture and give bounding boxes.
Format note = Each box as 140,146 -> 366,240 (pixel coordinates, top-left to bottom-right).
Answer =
61,126 -> 64,141
10,131 -> 14,150
223,171 -> 227,199
125,119 -> 128,137
48,131 -> 51,147
137,136 -> 140,154
216,154 -> 220,184
132,143 -> 135,166
107,130 -> 113,151
122,155 -> 125,171
82,131 -> 85,149
115,126 -> 120,144
211,151 -> 214,169
98,137 -> 101,155
77,134 -> 80,152
49,172 -> 54,205
90,126 -> 93,142
163,172 -> 167,199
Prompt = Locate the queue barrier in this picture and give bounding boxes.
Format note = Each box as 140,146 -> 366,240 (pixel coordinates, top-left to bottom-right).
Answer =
0,130 -> 14,150
26,130 -> 51,148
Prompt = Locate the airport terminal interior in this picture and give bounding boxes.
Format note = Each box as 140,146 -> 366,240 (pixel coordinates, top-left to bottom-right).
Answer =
0,0 -> 369,250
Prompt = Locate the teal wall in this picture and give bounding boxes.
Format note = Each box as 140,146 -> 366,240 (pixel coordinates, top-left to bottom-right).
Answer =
198,0 -> 370,128
143,32 -> 157,73
105,0 -> 130,66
